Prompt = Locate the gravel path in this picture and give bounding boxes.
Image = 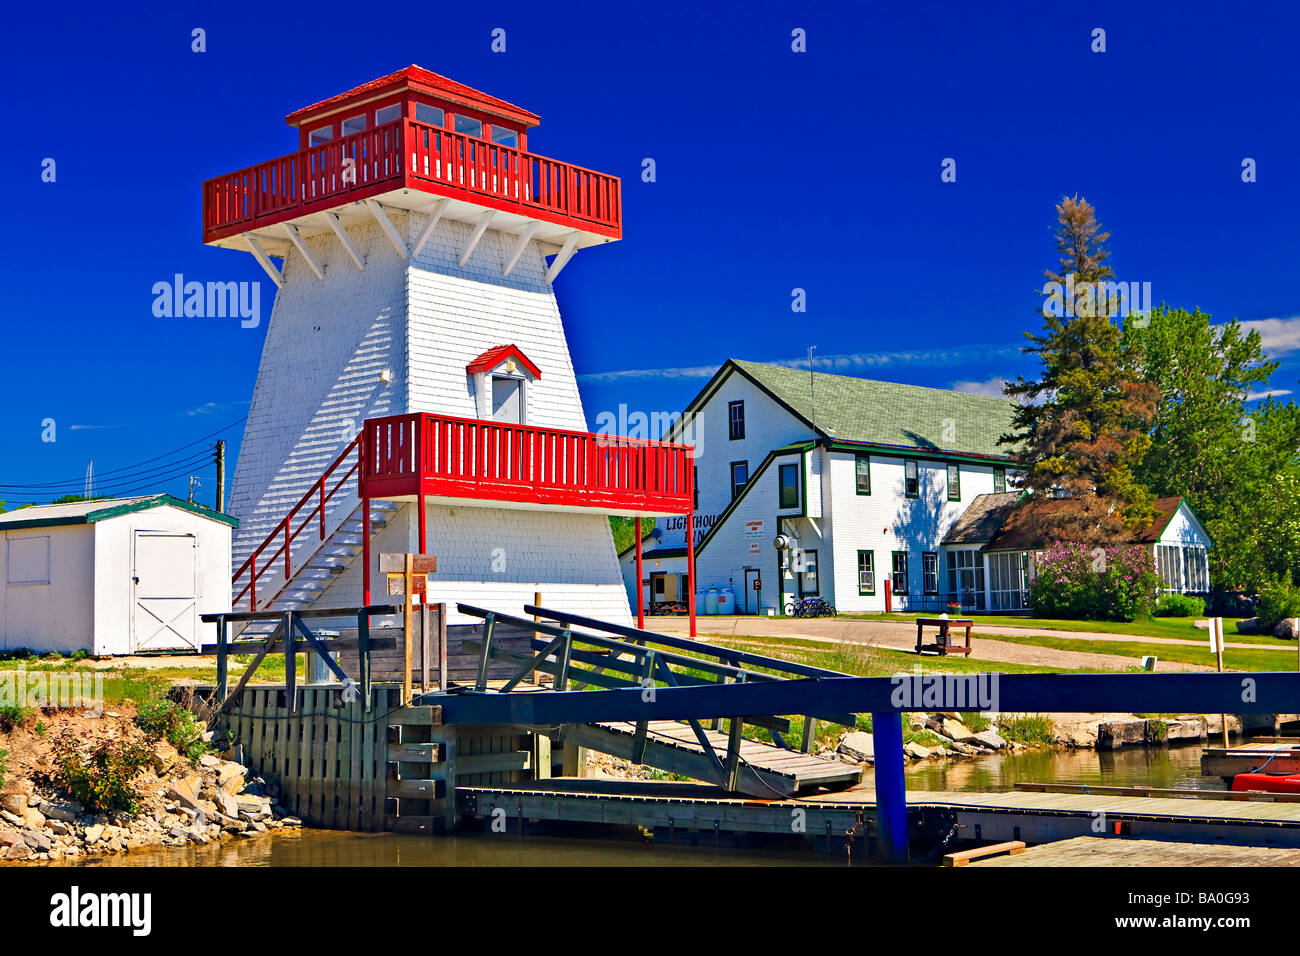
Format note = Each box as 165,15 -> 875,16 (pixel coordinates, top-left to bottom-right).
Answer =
650,616 -> 1219,672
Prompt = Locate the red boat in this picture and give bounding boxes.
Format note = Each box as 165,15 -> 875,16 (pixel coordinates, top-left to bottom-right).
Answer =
1232,771 -> 1300,794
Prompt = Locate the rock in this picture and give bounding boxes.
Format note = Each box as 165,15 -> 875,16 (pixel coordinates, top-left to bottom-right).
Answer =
0,809 -> 24,828
1097,719 -> 1147,749
1167,717 -> 1207,742
948,741 -> 979,756
22,828 -> 53,852
199,754 -> 221,768
0,829 -> 24,847
84,824 -> 105,844
216,762 -> 247,794
927,716 -> 973,741
151,741 -> 181,776
971,731 -> 1007,751
281,816 -> 302,828
904,742 -> 932,759
837,731 -> 875,763
1236,618 -> 1261,635
4,841 -> 33,861
44,819 -> 69,836
168,778 -> 205,813
22,807 -> 46,829
1,793 -> 28,816
48,847 -> 63,860
1274,619 -> 1299,640
38,799 -> 82,823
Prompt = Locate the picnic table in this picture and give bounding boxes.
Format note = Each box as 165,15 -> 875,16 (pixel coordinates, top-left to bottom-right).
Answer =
915,617 -> 974,656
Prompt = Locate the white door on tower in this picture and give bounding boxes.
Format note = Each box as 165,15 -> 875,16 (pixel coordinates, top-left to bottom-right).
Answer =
131,531 -> 199,652
491,376 -> 524,424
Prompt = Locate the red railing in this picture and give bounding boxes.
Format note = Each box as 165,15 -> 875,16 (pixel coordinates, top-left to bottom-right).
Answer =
230,434 -> 363,613
360,413 -> 693,515
203,120 -> 621,244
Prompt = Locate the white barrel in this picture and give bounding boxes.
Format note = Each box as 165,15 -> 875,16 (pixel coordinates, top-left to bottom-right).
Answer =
717,588 -> 735,615
705,587 -> 719,615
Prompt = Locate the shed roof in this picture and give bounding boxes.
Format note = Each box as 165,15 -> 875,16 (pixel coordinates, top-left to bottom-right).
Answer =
980,495 -> 1197,552
0,495 -> 238,531
692,360 -> 1019,460
941,492 -> 1024,545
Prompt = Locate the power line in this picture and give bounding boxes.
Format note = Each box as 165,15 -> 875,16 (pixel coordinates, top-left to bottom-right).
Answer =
0,416 -> 246,491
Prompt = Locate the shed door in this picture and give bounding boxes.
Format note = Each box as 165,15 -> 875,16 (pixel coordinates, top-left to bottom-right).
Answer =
132,531 -> 198,652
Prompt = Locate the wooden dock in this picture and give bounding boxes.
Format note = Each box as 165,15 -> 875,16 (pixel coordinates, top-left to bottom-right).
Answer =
547,720 -> 863,798
969,835 -> 1300,866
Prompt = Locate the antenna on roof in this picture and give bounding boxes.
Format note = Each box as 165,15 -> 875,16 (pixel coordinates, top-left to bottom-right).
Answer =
84,459 -> 93,499
808,345 -> 818,436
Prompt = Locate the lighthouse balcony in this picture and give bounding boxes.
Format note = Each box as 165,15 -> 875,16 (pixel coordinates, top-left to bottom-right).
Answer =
360,413 -> 693,518
201,118 -> 621,258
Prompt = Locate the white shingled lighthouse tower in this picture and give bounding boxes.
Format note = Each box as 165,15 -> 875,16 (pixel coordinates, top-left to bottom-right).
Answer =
202,66 -> 694,626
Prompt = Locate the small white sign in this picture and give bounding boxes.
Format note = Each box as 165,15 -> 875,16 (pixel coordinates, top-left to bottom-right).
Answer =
743,520 -> 765,539
1206,617 -> 1223,653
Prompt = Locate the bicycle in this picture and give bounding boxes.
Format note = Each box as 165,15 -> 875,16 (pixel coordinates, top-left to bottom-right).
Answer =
785,597 -> 837,618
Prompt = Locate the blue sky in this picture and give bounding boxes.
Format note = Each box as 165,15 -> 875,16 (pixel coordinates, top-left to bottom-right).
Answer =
3,0 -> 1299,506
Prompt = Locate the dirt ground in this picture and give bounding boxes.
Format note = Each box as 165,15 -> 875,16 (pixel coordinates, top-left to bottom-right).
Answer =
649,615 -> 1218,672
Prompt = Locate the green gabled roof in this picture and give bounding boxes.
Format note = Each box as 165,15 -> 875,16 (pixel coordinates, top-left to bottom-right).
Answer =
0,495 -> 238,531
729,359 -> 1018,460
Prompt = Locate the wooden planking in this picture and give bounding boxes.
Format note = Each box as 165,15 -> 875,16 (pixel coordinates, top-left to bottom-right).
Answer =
972,835 -> 1300,867
911,789 -> 1300,825
943,841 -> 1026,866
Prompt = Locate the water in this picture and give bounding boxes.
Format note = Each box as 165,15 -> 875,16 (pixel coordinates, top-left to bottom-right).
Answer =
47,741 -> 1219,867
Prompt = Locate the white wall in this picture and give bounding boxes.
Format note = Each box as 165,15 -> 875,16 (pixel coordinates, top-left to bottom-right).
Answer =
0,525 -> 94,654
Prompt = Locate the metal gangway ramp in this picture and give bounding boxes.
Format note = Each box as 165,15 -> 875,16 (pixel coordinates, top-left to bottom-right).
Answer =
427,604 -> 866,798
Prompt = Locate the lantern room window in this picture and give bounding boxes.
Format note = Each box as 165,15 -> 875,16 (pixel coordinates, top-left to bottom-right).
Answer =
416,103 -> 445,127
375,104 -> 401,125
491,126 -> 519,147
308,126 -> 333,146
453,114 -> 483,137
341,114 -> 367,136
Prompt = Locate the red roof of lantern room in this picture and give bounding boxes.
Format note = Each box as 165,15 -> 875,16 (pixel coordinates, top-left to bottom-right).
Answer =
467,345 -> 542,378
285,65 -> 542,130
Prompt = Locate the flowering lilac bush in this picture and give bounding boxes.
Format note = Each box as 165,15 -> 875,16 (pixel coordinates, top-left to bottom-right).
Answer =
1029,541 -> 1158,621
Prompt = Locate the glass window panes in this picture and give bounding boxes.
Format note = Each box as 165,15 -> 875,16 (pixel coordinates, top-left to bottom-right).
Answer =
945,550 -> 985,610
988,551 -> 1029,610
779,463 -> 799,509
947,463 -> 961,501
993,467 -> 1006,494
730,461 -> 749,499
922,552 -> 938,594
858,551 -> 875,595
308,126 -> 333,146
728,401 -> 745,440
341,114 -> 366,136
375,104 -> 401,125
491,126 -> 519,147
891,551 -> 909,595
416,103 -> 445,127
855,455 -> 871,495
453,114 -> 483,137
905,460 -> 919,498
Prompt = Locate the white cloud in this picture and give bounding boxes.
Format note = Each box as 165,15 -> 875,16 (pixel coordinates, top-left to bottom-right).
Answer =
1238,316 -> 1300,356
1246,388 -> 1293,401
577,344 -> 1024,384
949,376 -> 1009,398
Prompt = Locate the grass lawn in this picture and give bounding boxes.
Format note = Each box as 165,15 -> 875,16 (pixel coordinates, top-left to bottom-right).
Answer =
982,632 -> 1298,672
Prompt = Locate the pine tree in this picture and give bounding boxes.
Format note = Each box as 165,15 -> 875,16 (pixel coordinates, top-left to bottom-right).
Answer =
1000,196 -> 1158,543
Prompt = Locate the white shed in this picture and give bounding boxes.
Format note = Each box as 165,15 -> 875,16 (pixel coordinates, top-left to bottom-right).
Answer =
0,495 -> 236,655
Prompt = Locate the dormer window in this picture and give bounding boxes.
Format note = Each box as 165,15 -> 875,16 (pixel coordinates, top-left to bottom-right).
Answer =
375,104 -> 402,126
341,114 -> 367,136
453,114 -> 483,138
467,345 -> 541,426
308,126 -> 333,146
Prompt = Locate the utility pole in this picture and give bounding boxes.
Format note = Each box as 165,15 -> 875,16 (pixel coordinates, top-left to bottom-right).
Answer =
84,459 -> 93,499
808,345 -> 818,435
215,440 -> 226,513
188,476 -> 201,503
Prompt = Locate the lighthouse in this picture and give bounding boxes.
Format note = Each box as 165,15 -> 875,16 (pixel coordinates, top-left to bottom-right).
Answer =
203,66 -> 694,626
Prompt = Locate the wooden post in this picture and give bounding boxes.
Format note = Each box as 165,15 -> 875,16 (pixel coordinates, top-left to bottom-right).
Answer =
403,553 -> 414,705
284,612 -> 297,714
362,497 -> 372,605
437,602 -> 448,692
420,602 -> 431,693
476,612 -> 497,691
215,615 -> 228,702
872,710 -> 909,862
1215,617 -> 1229,748
634,517 -> 644,629
533,591 -> 543,686
215,440 -> 226,513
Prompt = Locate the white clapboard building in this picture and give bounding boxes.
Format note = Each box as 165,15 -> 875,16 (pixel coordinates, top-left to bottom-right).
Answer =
618,360 -> 1211,615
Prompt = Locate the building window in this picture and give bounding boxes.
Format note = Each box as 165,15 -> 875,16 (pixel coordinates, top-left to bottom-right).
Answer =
993,467 -> 1006,494
491,126 -> 519,147
490,376 -> 524,424
947,462 -> 961,502
375,104 -> 402,125
730,461 -> 749,500
891,551 -> 909,596
946,550 -> 986,610
904,460 -> 919,498
855,455 -> 871,495
416,103 -> 445,127
728,401 -> 745,440
779,463 -> 800,509
308,126 -> 334,146
453,114 -> 483,138
922,552 -> 938,594
341,114 -> 367,136
988,551 -> 1029,611
693,465 -> 699,510
857,551 -> 875,596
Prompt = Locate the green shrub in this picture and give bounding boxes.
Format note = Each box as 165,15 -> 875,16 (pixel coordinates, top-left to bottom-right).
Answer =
134,694 -> 207,762
0,706 -> 34,731
52,733 -> 152,815
0,748 -> 8,788
1255,573 -> 1300,632
1029,541 -> 1159,621
1154,593 -> 1206,618
996,714 -> 1056,747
